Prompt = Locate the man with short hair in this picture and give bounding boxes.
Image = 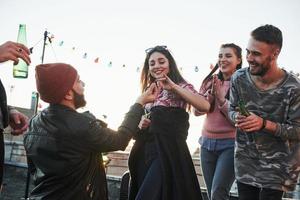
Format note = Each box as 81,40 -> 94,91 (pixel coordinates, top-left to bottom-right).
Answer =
229,24 -> 300,200
24,63 -> 158,200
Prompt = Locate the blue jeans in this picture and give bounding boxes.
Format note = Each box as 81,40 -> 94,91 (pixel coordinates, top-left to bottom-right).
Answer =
200,147 -> 235,200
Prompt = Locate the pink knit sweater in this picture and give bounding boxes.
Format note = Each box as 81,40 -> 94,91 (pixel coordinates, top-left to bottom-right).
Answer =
199,80 -> 236,139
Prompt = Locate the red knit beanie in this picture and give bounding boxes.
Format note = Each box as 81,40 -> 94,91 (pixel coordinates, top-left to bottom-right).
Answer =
35,63 -> 78,103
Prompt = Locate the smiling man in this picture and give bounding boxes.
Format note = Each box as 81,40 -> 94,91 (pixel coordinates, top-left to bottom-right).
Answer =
229,25 -> 300,200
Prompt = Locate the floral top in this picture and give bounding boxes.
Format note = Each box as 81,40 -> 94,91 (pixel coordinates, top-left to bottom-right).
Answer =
145,82 -> 199,112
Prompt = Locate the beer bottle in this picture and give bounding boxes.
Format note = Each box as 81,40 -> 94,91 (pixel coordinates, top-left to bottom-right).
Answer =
13,24 -> 28,78
238,100 -> 250,116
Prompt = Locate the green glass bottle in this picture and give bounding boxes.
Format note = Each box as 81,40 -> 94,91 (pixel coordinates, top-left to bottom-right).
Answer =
238,100 -> 250,116
13,24 -> 28,78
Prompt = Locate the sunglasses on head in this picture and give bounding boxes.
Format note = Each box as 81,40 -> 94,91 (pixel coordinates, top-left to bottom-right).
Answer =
145,45 -> 168,53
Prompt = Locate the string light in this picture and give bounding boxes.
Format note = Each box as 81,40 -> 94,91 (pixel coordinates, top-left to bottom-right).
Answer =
29,30 -> 299,75
83,53 -> 87,59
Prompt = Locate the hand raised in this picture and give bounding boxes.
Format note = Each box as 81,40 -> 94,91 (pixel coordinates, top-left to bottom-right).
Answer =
213,75 -> 226,104
155,74 -> 176,91
0,41 -> 31,65
136,83 -> 159,105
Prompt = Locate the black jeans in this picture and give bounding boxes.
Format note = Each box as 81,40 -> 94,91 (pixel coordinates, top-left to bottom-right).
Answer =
237,181 -> 283,200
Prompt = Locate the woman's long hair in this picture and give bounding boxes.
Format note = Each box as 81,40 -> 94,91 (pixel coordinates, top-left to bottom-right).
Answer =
140,46 -> 185,92
141,46 -> 193,111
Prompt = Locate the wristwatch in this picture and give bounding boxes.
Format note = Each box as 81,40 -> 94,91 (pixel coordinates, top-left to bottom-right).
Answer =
260,118 -> 267,130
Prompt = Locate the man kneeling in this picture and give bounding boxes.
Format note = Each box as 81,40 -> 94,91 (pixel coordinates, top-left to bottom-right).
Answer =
24,63 -> 158,200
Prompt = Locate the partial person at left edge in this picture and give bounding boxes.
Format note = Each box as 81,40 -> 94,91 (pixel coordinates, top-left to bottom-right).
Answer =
0,41 -> 31,191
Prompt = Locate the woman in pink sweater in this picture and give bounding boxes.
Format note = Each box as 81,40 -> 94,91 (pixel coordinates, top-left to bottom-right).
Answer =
194,43 -> 242,200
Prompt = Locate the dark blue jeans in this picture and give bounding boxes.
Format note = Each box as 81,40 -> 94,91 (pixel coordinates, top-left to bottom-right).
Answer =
200,147 -> 235,200
135,142 -> 162,200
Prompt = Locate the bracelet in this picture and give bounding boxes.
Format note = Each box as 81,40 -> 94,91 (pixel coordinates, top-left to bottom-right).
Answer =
260,118 -> 267,130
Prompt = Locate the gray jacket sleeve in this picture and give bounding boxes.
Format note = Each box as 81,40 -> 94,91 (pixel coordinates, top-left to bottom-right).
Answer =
273,88 -> 300,141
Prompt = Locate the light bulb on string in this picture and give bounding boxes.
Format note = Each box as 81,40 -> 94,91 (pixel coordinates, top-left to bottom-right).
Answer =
83,53 -> 87,59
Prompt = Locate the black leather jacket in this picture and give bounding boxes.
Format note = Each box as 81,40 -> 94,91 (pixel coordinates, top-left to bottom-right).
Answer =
24,103 -> 143,200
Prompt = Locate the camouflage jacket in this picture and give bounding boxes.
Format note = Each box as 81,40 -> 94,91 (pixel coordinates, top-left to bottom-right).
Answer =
229,67 -> 300,191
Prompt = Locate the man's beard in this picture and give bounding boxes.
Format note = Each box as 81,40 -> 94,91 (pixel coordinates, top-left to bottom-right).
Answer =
249,56 -> 271,76
249,63 -> 269,76
73,90 -> 86,109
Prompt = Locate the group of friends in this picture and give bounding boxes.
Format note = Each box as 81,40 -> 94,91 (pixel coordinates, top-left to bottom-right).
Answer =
0,24 -> 299,200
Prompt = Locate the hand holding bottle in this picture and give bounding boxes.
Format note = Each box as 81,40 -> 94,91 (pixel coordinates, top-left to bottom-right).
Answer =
235,101 -> 264,132
0,41 -> 31,65
235,113 -> 265,133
